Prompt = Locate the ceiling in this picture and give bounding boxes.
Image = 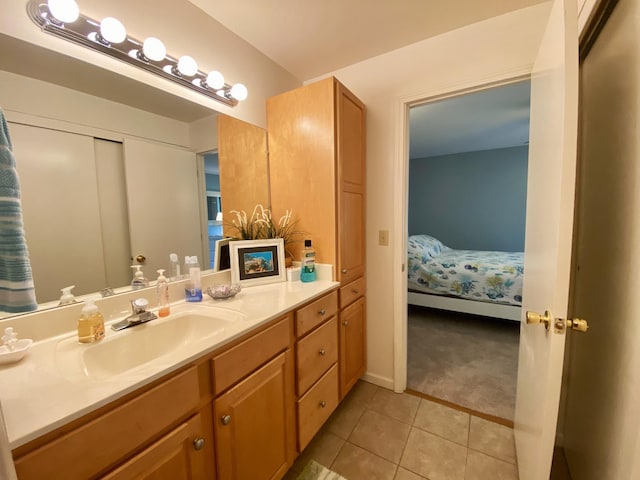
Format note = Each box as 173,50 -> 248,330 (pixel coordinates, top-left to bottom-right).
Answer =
190,0 -> 548,81
191,1 -> 541,157
410,80 -> 531,159
1,1 -> 543,146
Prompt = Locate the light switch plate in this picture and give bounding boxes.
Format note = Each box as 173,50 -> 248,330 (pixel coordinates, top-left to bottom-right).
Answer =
378,230 -> 389,246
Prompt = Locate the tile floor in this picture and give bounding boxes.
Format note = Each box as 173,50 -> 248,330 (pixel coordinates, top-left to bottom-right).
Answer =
284,380 -> 518,480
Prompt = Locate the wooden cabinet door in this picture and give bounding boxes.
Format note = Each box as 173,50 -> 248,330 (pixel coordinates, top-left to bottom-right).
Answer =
101,413 -> 214,480
339,296 -> 367,399
217,115 -> 270,237
267,77 -> 337,265
336,82 -> 366,284
215,351 -> 295,480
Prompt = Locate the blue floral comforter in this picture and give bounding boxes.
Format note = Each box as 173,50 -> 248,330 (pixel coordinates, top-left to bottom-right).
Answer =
407,235 -> 524,306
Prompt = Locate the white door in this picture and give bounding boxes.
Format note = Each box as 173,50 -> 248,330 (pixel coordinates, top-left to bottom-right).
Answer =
514,0 -> 579,478
123,138 -> 204,281
11,123 -> 108,303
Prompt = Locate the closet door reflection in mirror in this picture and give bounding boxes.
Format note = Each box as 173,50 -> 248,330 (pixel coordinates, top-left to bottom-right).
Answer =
11,123 -> 128,302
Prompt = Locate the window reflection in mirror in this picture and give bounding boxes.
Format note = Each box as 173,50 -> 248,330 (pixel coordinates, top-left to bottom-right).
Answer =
204,151 -> 224,270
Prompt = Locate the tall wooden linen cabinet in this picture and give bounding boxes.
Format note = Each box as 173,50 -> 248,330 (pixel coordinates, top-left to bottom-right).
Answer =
267,77 -> 366,399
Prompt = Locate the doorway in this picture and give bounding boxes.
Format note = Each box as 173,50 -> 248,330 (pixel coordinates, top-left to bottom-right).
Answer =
404,79 -> 531,423
202,150 -> 224,269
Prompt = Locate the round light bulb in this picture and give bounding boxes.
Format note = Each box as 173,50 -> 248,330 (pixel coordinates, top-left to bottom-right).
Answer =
177,56 -> 198,77
230,83 -> 248,101
142,37 -> 166,62
47,0 -> 79,23
100,17 -> 126,44
205,71 -> 224,89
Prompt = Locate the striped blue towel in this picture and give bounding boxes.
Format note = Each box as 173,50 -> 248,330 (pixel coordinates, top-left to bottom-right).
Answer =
0,108 -> 37,313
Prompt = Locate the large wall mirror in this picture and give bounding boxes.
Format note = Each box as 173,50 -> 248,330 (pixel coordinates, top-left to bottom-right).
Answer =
0,35 -> 269,317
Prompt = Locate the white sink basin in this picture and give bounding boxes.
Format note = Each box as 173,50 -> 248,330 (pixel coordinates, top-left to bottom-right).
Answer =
56,307 -> 246,380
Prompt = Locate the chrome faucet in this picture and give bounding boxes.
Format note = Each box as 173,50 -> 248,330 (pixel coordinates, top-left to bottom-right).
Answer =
111,298 -> 158,331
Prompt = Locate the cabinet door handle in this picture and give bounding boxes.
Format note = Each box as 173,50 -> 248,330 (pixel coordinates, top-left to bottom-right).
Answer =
319,309 -> 326,316
352,289 -> 359,294
343,320 -> 348,326
193,437 -> 205,451
320,401 -> 327,408
319,348 -> 326,356
221,414 -> 232,425
341,269 -> 347,274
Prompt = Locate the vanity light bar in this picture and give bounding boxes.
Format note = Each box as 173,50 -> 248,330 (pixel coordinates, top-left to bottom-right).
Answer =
26,0 -> 247,107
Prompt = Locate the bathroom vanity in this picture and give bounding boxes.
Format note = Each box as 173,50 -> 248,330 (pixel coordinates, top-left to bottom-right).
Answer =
2,277 -> 365,480
0,73 -> 367,479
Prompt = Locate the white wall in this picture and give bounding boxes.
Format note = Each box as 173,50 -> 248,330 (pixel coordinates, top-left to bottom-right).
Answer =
0,71 -> 191,147
310,4 -> 551,388
0,0 -> 300,127
564,0 -> 640,478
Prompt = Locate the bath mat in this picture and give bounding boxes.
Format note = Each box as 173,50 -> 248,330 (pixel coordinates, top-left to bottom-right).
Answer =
297,460 -> 346,480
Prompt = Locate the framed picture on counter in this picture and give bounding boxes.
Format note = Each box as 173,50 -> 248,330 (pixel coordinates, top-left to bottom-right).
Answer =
229,238 -> 286,286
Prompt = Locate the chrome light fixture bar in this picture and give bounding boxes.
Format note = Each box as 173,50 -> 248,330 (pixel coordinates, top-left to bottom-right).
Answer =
26,0 -> 248,107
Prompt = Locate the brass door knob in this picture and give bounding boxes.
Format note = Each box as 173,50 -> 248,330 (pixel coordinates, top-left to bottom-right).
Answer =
564,318 -> 589,333
135,254 -> 146,264
319,401 -> 326,408
221,415 -> 231,425
319,348 -> 326,356
526,310 -> 553,330
527,310 -> 589,334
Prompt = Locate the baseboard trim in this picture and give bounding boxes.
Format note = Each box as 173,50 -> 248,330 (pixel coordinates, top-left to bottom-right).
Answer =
361,372 -> 394,390
405,388 -> 514,428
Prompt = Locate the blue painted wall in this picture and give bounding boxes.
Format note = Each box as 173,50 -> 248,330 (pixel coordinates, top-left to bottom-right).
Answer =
206,173 -> 220,191
408,146 -> 528,251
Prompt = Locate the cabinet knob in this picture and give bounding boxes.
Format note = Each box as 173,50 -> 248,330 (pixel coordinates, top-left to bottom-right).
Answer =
319,309 -> 326,316
352,289 -> 359,294
193,437 -> 205,451
319,348 -> 326,356
221,414 -> 232,425
343,320 -> 348,326
341,269 -> 347,274
320,401 -> 327,408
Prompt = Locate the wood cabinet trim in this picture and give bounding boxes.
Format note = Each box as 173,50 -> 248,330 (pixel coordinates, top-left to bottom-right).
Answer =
214,350 -> 296,480
295,316 -> 338,396
295,290 -> 338,338
296,364 -> 339,451
339,276 -> 366,309
14,367 -> 201,480
213,314 -> 292,395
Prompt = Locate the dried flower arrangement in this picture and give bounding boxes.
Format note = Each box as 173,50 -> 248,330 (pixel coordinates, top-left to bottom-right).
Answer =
227,204 -> 303,257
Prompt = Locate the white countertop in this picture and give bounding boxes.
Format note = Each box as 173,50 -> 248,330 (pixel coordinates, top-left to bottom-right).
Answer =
0,279 -> 338,449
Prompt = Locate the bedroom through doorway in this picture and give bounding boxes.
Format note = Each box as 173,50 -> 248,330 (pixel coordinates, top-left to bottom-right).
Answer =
406,80 -> 530,424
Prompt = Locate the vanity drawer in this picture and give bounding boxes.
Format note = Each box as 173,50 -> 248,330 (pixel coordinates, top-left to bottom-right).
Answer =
339,276 -> 365,308
297,364 -> 339,451
14,367 -> 201,480
296,316 -> 338,395
213,314 -> 291,394
295,290 -> 338,338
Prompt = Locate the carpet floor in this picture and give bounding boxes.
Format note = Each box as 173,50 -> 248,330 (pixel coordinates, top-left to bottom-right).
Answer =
407,305 -> 520,421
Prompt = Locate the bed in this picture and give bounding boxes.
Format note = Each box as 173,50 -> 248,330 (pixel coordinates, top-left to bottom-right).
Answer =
407,234 -> 523,321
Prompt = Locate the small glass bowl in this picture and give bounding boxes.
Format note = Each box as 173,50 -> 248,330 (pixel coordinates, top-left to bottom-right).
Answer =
206,284 -> 241,300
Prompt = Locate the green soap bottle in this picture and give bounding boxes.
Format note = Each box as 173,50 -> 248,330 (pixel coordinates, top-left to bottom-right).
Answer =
300,240 -> 317,282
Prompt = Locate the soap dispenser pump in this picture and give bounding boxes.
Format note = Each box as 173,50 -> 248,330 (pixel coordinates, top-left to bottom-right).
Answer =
131,265 -> 149,289
77,297 -> 105,344
156,269 -> 170,317
58,285 -> 77,306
